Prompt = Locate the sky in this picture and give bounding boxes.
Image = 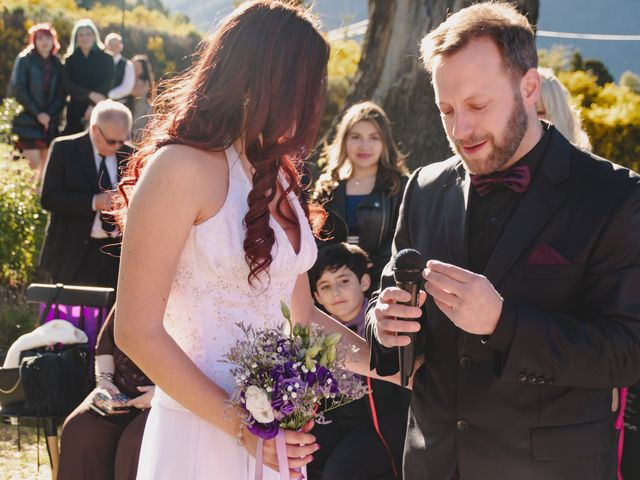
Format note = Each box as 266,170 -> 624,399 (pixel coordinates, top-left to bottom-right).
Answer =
163,0 -> 640,79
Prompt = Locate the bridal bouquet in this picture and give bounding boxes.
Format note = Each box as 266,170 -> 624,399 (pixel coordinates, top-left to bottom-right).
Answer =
223,301 -> 367,443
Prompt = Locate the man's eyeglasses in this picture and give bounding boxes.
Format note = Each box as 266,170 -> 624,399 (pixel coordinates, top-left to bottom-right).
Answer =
96,125 -> 129,146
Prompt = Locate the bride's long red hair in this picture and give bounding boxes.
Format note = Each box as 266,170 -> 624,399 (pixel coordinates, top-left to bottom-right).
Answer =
114,1 -> 328,286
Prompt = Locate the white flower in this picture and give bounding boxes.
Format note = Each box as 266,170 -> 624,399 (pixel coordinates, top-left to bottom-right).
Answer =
245,386 -> 275,423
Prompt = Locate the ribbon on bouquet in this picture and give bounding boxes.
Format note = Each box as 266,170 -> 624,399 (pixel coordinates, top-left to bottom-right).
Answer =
255,429 -> 302,480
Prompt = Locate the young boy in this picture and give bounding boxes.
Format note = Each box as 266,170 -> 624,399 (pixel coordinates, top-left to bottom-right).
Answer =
308,243 -> 409,480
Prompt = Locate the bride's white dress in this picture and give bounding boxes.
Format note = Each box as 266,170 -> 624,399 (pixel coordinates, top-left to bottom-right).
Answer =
136,145 -> 318,479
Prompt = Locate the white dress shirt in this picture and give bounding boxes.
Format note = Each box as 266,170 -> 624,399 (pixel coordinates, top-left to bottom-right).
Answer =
108,54 -> 135,101
89,132 -> 118,239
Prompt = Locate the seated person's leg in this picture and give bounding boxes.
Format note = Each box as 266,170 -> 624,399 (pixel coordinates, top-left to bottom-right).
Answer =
114,409 -> 151,480
58,392 -> 129,480
307,415 -> 350,480
322,423 -> 399,480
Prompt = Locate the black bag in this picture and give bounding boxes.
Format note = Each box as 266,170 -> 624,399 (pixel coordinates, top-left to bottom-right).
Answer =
19,344 -> 92,418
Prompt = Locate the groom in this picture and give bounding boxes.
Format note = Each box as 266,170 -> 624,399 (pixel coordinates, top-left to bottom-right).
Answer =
366,3 -> 640,480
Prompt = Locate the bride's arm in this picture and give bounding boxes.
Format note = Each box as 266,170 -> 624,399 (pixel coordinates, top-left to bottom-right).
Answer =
115,145 -> 237,431
290,273 -> 411,382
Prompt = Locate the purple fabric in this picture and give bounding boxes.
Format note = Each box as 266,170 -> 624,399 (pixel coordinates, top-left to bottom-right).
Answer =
527,243 -> 571,265
340,299 -> 367,338
39,304 -> 108,361
470,165 -> 531,197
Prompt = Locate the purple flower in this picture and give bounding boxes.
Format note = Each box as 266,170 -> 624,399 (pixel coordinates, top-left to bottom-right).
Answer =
284,361 -> 299,378
276,338 -> 291,355
271,397 -> 295,417
247,420 -> 279,440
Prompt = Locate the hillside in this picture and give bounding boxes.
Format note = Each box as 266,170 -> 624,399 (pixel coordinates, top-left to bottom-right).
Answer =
163,0 -> 639,79
163,0 -> 367,32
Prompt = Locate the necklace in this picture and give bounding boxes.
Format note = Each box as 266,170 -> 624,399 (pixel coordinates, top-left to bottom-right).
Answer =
351,175 -> 375,187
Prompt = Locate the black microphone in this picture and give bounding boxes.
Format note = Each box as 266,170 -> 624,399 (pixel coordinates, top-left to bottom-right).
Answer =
393,248 -> 425,387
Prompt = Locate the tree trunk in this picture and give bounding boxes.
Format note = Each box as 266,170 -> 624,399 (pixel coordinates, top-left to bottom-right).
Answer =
341,0 -> 539,170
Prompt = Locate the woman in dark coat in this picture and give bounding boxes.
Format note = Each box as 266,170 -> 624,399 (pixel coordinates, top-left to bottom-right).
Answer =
62,19 -> 114,135
58,310 -> 154,480
313,101 -> 409,293
11,23 -> 64,181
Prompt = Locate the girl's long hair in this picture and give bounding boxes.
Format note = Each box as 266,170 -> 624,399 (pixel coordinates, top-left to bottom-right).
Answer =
131,54 -> 157,101
315,101 -> 408,198
114,1 -> 329,287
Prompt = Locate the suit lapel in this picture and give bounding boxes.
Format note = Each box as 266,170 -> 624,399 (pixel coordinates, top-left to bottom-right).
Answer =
443,161 -> 471,268
78,132 -> 99,190
483,128 -> 572,287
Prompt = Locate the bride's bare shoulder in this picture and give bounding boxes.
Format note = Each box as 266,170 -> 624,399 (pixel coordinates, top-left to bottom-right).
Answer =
134,144 -> 229,218
141,144 -> 227,188
147,144 -> 226,173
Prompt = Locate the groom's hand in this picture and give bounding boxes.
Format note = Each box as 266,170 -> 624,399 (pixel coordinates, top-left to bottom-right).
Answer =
423,260 -> 503,335
372,287 -> 425,348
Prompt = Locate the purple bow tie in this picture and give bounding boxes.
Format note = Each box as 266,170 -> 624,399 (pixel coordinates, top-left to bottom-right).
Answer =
470,165 -> 531,197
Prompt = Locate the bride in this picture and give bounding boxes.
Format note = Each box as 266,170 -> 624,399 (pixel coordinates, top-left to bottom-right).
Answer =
113,2 -> 382,479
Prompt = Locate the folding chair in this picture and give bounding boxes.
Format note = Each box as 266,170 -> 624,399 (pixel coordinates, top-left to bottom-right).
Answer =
0,283 -> 115,479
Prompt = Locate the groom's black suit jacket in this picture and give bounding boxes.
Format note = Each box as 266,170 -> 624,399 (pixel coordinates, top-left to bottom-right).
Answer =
366,126 -> 640,480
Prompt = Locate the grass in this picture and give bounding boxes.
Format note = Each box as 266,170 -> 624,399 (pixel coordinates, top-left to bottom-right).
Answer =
0,423 -> 54,480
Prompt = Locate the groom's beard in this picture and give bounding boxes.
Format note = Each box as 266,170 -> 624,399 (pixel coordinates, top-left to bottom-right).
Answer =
449,91 -> 529,175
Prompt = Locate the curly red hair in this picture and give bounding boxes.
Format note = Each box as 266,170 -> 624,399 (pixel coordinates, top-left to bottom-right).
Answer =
114,1 -> 328,287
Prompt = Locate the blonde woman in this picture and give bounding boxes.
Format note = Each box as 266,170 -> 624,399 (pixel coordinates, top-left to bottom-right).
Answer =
62,19 -> 114,134
537,67 -> 591,150
314,101 -> 409,292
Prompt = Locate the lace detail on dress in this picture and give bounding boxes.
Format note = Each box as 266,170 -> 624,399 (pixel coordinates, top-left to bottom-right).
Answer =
161,145 -> 317,394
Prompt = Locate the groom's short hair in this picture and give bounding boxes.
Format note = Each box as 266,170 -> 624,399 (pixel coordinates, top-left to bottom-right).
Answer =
420,2 -> 537,80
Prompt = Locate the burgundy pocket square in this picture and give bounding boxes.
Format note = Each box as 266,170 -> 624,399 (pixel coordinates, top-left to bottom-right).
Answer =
527,243 -> 571,265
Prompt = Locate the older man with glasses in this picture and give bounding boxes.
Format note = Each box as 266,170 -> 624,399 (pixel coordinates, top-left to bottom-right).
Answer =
40,99 -> 133,289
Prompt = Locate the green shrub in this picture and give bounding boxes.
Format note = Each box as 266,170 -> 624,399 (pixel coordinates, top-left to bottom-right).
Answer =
0,97 -> 21,145
557,70 -> 601,107
322,39 -> 361,132
0,299 -> 39,351
0,147 -> 47,288
558,70 -> 640,172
